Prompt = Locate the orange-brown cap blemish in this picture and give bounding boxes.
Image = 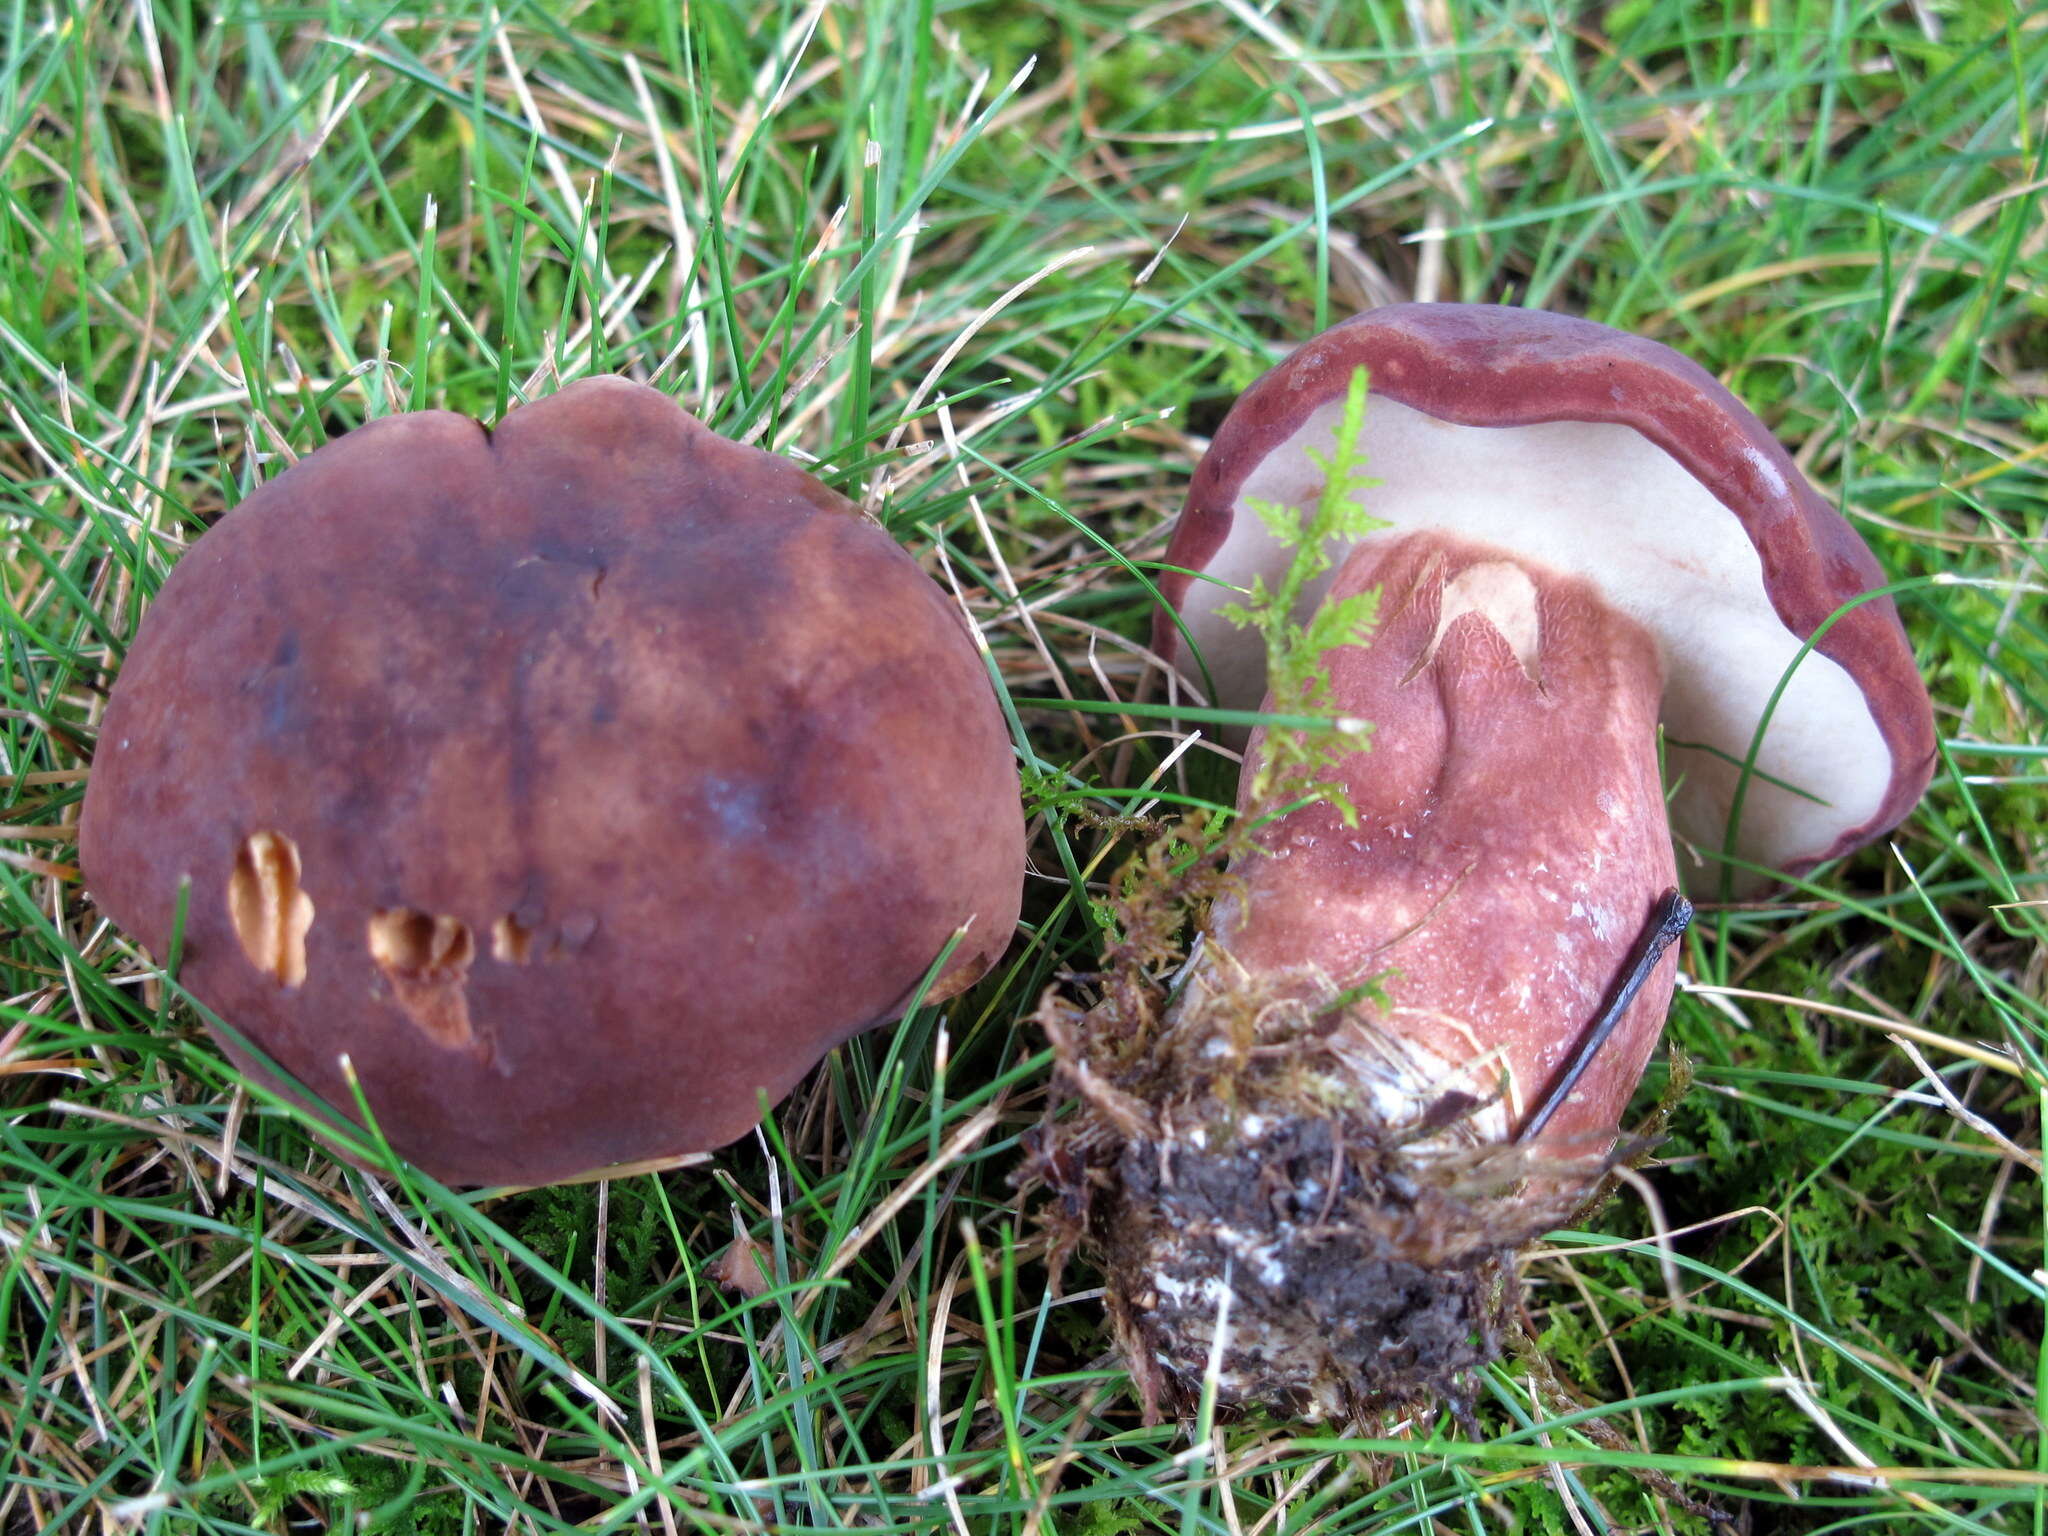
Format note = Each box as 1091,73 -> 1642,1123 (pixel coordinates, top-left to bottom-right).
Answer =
368,909 -> 476,1050
228,831 -> 313,987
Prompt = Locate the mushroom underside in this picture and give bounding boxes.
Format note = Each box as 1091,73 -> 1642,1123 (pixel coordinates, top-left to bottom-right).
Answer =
1176,398 -> 1893,887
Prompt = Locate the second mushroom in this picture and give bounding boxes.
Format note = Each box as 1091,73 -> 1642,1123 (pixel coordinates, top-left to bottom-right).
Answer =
1041,303 -> 1936,1417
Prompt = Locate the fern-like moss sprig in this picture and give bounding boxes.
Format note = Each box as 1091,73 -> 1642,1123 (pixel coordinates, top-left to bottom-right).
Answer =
1215,366 -> 1388,818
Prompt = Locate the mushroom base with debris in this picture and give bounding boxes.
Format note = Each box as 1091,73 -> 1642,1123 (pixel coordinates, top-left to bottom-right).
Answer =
1023,842 -> 1609,1424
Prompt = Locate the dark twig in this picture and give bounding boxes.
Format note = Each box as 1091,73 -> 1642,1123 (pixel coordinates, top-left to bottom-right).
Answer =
1517,888 -> 1694,1144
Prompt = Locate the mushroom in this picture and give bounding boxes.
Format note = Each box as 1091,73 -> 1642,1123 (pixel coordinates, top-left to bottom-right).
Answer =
80,377 -> 1026,1188
1037,304 -> 1935,1418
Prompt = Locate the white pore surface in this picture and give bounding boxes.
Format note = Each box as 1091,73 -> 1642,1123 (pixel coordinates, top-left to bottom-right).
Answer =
1180,397 -> 1891,875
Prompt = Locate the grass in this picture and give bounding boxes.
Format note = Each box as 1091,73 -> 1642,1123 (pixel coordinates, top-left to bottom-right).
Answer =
1,0 -> 2044,1530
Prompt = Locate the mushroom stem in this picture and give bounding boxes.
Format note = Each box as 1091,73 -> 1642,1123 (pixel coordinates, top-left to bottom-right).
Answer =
1214,529 -> 1682,1159
1073,529 -> 1687,1416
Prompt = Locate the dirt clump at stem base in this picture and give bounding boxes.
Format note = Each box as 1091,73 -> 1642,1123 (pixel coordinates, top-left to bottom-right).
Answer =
1019,819 -> 1620,1424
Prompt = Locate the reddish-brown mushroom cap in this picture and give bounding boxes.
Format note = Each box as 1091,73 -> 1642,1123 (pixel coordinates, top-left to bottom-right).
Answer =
80,377 -> 1025,1187
1158,303 -> 1936,886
